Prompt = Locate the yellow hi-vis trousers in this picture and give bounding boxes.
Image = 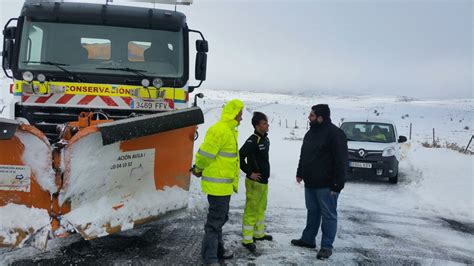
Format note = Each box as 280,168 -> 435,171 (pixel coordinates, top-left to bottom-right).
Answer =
242,178 -> 268,244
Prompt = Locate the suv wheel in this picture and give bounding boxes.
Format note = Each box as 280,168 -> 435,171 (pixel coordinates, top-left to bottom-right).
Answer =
389,174 -> 398,184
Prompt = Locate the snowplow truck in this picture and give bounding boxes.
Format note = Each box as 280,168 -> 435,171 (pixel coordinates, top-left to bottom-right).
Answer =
0,0 -> 207,249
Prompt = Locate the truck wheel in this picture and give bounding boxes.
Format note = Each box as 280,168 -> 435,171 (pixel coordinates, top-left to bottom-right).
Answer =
389,174 -> 398,184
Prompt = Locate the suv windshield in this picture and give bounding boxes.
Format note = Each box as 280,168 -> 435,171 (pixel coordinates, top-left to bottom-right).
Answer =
18,20 -> 184,78
341,122 -> 396,143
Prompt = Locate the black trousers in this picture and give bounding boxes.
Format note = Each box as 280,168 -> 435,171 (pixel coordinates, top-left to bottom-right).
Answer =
201,195 -> 230,264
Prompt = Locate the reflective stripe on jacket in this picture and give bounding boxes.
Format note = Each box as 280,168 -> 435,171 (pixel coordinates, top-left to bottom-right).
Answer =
195,99 -> 244,196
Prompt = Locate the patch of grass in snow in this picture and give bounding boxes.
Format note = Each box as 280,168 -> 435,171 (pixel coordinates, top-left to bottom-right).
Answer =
421,141 -> 474,155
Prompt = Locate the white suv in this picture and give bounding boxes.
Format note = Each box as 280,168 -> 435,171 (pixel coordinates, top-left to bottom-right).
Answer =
340,119 -> 407,184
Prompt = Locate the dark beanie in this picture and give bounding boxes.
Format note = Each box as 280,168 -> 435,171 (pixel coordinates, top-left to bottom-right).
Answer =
311,104 -> 331,119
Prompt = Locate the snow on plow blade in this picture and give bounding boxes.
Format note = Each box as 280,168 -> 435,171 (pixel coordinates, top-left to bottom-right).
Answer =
59,107 -> 204,240
0,122 -> 56,249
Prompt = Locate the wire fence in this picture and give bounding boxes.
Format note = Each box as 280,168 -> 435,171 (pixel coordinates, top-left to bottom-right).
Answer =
275,116 -> 474,154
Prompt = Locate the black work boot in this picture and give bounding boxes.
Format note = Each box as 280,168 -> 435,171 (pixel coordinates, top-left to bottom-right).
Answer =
290,238 -> 316,249
242,242 -> 257,253
316,248 -> 333,260
254,234 -> 273,241
218,245 -> 234,260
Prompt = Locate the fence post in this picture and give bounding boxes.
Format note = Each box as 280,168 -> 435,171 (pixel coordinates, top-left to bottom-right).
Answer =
295,120 -> 297,129
409,123 -> 412,140
432,128 -> 435,145
465,135 -> 474,153
279,118 -> 281,127
285,119 -> 288,128
306,121 -> 309,130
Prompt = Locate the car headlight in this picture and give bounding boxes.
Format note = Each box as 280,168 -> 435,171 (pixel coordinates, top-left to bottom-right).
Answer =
382,147 -> 396,157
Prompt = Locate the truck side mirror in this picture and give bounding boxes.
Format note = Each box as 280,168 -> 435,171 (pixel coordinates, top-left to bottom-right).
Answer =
195,40 -> 208,81
196,40 -> 208,53
2,39 -> 14,70
3,26 -> 16,40
188,31 -> 208,92
195,52 -> 207,81
398,135 -> 407,143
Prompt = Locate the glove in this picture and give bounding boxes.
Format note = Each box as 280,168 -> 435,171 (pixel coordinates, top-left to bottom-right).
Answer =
190,165 -> 203,177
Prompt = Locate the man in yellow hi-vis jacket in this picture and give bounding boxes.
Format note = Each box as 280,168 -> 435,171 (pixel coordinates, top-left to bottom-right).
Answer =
191,99 -> 244,265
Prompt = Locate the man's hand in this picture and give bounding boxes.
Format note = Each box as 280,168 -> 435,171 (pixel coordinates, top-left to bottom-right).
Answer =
296,176 -> 302,183
192,169 -> 202,177
190,165 -> 202,177
330,191 -> 339,196
249,172 -> 261,181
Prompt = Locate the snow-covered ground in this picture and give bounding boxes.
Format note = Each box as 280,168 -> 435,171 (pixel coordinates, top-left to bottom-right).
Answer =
1,89 -> 473,264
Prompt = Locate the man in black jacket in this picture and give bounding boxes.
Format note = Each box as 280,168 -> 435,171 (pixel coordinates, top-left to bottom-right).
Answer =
239,112 -> 272,253
291,104 -> 348,260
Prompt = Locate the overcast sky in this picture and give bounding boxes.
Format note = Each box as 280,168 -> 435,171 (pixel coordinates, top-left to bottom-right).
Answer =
1,0 -> 472,99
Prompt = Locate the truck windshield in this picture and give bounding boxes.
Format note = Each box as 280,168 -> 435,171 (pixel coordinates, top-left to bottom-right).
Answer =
18,20 -> 184,79
341,122 -> 396,143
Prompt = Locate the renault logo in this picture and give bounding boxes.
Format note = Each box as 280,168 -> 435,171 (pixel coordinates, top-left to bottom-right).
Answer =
358,149 -> 365,157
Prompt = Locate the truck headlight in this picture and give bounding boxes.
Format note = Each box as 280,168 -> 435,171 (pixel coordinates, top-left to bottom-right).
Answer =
141,79 -> 150,88
152,78 -> 163,89
37,73 -> 46,83
382,147 -> 396,157
22,71 -> 34,82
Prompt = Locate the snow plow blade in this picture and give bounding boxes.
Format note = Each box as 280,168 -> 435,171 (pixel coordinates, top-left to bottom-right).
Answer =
58,107 -> 204,240
0,107 -> 204,247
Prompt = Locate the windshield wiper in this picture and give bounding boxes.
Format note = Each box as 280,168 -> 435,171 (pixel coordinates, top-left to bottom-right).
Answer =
96,67 -> 148,78
22,61 -> 84,82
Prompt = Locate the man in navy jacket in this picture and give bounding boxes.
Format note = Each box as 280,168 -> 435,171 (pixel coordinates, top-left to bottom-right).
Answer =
291,104 -> 348,260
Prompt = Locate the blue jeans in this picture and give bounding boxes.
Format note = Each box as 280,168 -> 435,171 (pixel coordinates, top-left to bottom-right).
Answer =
301,187 -> 339,250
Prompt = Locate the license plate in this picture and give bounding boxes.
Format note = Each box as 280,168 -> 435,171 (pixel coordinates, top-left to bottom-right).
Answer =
350,161 -> 372,168
131,99 -> 169,111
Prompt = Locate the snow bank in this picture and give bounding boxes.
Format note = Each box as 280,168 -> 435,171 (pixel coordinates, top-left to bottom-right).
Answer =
0,203 -> 51,247
406,145 -> 474,220
16,131 -> 57,194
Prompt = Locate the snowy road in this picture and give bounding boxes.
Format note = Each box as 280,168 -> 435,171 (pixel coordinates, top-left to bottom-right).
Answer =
4,180 -> 473,265
3,159 -> 474,265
